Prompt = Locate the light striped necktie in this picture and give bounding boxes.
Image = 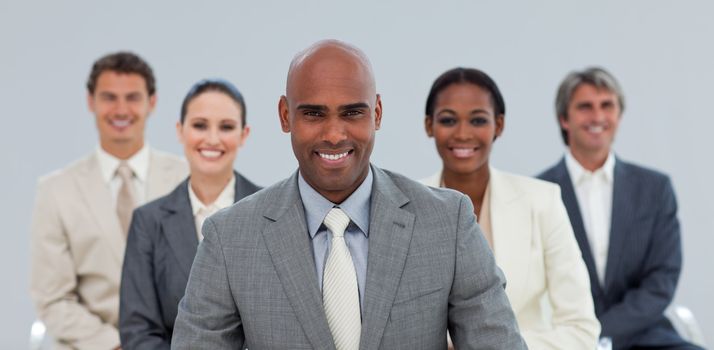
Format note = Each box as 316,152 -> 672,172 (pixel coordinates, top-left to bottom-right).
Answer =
323,207 -> 361,350
116,161 -> 137,236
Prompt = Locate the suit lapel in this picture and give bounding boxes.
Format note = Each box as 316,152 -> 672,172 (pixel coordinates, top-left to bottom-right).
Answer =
260,174 -> 335,350
489,169 -> 531,312
74,154 -> 126,265
160,179 -> 198,279
552,159 -> 604,297
604,159 -> 631,291
359,167 -> 415,350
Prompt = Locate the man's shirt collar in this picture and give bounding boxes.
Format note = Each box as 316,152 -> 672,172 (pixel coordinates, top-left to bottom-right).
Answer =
96,143 -> 150,183
298,168 -> 373,239
565,150 -> 615,185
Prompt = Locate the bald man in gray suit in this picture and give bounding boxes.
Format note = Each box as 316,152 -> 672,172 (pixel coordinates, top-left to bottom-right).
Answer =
171,40 -> 525,350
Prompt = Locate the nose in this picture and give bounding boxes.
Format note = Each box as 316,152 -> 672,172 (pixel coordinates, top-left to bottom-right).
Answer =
322,117 -> 347,146
115,99 -> 130,117
206,126 -> 221,145
454,121 -> 471,141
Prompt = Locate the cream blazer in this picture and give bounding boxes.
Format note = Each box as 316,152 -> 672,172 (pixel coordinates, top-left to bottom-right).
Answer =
30,150 -> 187,350
421,168 -> 600,350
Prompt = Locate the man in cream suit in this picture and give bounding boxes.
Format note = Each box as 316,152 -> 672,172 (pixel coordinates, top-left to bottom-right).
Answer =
539,67 -> 701,350
171,40 -> 526,349
30,52 -> 187,350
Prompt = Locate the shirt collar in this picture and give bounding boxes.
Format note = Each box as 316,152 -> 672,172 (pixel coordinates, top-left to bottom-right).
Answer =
188,175 -> 236,215
565,150 -> 615,184
96,143 -> 150,183
298,167 -> 373,239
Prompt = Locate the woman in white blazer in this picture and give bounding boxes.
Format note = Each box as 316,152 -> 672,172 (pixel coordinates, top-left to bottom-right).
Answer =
421,68 -> 600,349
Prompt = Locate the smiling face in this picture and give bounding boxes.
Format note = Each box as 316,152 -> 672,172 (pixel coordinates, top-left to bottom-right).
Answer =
560,83 -> 621,159
88,71 -> 156,158
279,43 -> 381,203
177,91 -> 248,179
426,83 -> 503,176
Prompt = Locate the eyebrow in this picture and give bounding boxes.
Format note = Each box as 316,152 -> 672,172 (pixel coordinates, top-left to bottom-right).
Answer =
338,102 -> 370,112
296,104 -> 328,112
437,108 -> 491,115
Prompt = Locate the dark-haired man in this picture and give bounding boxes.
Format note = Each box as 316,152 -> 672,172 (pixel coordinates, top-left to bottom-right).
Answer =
538,67 -> 701,350
30,52 -> 187,349
172,40 -> 525,350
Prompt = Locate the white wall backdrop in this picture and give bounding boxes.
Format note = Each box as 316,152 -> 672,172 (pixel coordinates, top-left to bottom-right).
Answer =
1,0 -> 712,347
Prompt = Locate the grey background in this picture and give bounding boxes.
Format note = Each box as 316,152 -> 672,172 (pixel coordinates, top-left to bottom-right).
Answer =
1,0 -> 711,347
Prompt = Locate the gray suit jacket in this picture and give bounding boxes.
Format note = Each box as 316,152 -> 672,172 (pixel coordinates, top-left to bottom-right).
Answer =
171,166 -> 526,350
119,172 -> 261,350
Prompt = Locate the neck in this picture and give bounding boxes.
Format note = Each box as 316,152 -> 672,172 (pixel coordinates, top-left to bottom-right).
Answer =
101,140 -> 144,160
570,147 -> 609,172
442,165 -> 490,217
190,171 -> 233,205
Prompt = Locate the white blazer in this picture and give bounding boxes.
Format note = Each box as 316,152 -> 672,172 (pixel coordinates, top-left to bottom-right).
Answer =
421,167 -> 600,350
29,150 -> 187,350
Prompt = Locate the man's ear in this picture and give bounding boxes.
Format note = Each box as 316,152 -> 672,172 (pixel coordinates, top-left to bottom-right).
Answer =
374,94 -> 383,130
278,96 -> 290,133
87,93 -> 95,113
148,94 -> 157,114
424,116 -> 434,137
558,114 -> 569,131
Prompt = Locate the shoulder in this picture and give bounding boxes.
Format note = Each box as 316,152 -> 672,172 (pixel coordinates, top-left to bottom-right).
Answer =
492,169 -> 565,219
35,154 -> 93,192
209,175 -> 291,228
381,168 -> 468,213
536,159 -> 566,183
495,169 -> 562,198
235,171 -> 262,194
617,158 -> 671,184
150,149 -> 187,169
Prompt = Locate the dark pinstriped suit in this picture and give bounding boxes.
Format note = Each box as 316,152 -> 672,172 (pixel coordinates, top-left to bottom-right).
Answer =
539,157 -> 695,350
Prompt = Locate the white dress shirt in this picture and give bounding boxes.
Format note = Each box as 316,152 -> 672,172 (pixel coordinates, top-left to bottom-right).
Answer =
565,151 -> 615,286
96,144 -> 150,206
188,175 -> 235,241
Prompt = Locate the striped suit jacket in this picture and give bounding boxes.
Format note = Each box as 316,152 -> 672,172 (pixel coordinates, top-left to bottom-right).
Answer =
538,157 -> 689,350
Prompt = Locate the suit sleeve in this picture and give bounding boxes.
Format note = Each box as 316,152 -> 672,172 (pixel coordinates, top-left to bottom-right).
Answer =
171,217 -> 244,349
448,194 -> 528,349
521,186 -> 600,349
29,179 -> 120,349
119,209 -> 171,350
598,177 -> 682,347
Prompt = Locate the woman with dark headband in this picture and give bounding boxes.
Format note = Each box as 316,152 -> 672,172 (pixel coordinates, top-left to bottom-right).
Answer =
119,79 -> 260,349
421,67 -> 600,349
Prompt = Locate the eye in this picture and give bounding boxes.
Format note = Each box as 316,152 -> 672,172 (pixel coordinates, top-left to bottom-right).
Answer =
220,123 -> 236,131
302,110 -> 324,118
191,122 -> 207,130
470,117 -> 488,126
436,116 -> 456,126
126,94 -> 142,102
342,109 -> 364,118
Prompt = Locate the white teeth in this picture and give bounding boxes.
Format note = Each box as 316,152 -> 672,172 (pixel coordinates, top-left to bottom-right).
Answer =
319,151 -> 349,161
199,150 -> 222,158
587,125 -> 604,133
111,120 -> 130,128
452,148 -> 475,158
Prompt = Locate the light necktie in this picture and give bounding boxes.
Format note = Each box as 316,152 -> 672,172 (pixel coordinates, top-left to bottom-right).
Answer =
116,161 -> 137,236
322,208 -> 361,350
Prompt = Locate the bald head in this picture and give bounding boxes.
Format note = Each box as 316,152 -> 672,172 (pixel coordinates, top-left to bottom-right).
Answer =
278,40 -> 382,204
286,40 -> 376,99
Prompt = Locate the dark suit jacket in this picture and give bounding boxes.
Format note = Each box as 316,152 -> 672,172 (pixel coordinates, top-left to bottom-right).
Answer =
119,172 -> 260,350
171,166 -> 527,350
538,157 -> 688,350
